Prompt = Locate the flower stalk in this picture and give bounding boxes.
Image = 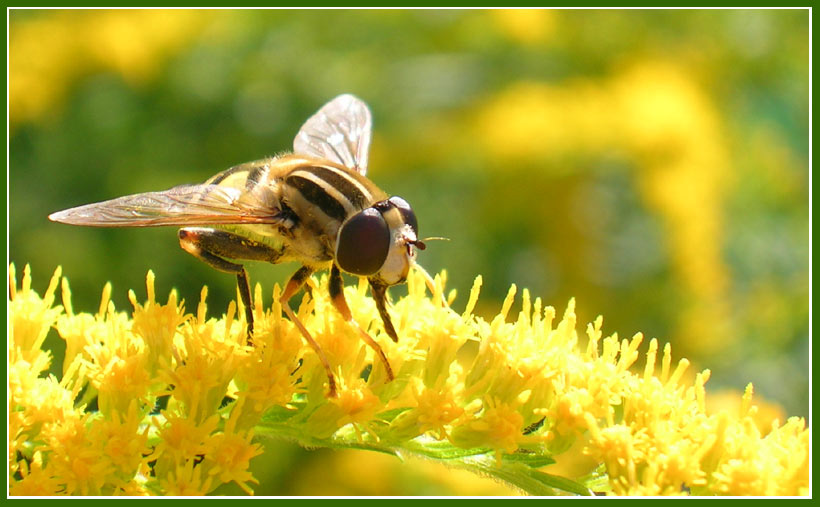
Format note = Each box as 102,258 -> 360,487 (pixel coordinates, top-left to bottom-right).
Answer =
8,264 -> 809,496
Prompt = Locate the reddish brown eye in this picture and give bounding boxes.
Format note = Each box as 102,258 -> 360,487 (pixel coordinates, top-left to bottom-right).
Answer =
336,208 -> 390,275
388,196 -> 418,236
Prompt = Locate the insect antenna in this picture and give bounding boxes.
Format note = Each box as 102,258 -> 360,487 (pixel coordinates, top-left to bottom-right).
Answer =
409,236 -> 448,251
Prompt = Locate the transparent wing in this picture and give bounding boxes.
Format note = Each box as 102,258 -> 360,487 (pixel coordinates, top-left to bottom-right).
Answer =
293,94 -> 372,175
48,184 -> 283,228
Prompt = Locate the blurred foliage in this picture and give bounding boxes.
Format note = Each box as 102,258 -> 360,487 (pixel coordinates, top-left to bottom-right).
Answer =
9,8 -> 809,495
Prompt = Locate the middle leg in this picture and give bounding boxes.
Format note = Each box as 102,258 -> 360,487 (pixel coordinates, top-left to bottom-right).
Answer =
280,265 -> 338,398
329,265 -> 395,382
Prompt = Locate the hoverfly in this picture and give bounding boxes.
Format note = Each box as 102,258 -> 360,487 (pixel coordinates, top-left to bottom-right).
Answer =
49,94 -> 434,397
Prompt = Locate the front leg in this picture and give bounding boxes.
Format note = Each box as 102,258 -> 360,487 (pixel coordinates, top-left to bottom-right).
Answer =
368,280 -> 399,342
178,227 -> 284,342
329,265 -> 394,382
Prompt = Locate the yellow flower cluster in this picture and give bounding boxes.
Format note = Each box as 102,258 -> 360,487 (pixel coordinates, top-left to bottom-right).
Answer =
8,264 -> 809,496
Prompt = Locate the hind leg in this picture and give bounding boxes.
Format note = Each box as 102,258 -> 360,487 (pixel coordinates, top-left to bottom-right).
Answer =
178,227 -> 284,342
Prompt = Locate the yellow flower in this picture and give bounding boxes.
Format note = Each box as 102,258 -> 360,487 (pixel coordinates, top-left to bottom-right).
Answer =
202,399 -> 262,496
82,330 -> 152,417
87,400 -> 151,476
8,264 -> 810,496
404,373 -> 466,441
9,264 -> 62,364
9,453 -> 62,496
305,377 -> 383,441
42,415 -> 112,495
451,397 -> 527,464
159,459 -> 214,496
129,270 -> 187,378
708,386 -> 810,496
161,309 -> 244,424
153,412 -> 220,475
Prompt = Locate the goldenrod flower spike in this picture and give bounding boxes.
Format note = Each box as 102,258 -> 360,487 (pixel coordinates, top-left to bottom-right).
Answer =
8,264 -> 809,496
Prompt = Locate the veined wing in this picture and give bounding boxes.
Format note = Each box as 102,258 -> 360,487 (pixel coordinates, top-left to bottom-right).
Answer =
293,94 -> 372,175
48,183 -> 283,227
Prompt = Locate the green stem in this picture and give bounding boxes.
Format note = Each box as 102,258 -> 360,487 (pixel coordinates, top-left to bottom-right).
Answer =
254,419 -> 593,496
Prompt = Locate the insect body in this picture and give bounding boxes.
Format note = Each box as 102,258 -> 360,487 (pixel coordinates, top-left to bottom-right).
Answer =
49,94 -> 430,397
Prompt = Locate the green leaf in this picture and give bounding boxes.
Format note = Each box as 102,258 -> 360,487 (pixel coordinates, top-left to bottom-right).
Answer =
577,464 -> 610,494
403,436 -> 493,460
258,404 -> 301,424
453,457 -> 590,496
394,437 -> 584,495
375,407 -> 413,423
500,451 -> 555,469
527,469 -> 594,496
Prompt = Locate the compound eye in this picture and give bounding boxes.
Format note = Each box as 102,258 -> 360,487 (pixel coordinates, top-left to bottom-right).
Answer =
336,208 -> 390,276
388,196 -> 418,236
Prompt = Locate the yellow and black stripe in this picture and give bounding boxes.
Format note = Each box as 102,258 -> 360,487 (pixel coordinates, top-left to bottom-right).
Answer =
285,165 -> 375,222
204,155 -> 388,236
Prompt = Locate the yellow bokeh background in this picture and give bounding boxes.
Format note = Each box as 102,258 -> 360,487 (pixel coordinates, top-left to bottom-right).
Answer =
9,8 -> 809,496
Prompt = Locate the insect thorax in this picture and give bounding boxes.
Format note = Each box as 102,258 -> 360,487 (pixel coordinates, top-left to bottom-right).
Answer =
206,154 -> 388,266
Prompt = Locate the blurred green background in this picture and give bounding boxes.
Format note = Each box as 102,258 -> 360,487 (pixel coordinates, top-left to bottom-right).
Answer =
9,9 -> 809,495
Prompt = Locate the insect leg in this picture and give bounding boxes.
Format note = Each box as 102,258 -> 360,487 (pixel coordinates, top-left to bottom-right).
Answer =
329,265 -> 394,382
280,265 -> 337,398
178,227 -> 285,342
235,269 -> 253,337
368,280 -> 399,343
